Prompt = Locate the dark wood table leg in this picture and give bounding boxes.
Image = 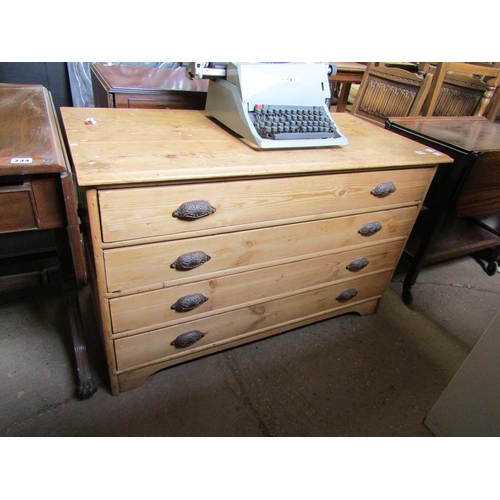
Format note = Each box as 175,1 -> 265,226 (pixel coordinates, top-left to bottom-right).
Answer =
336,83 -> 352,113
54,228 -> 97,399
401,207 -> 449,304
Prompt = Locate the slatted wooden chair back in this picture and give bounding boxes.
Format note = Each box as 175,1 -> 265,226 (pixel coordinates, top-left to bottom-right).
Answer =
351,63 -> 433,126
422,62 -> 500,120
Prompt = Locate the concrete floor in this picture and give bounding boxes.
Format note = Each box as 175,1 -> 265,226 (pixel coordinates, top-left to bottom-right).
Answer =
1,254 -> 499,437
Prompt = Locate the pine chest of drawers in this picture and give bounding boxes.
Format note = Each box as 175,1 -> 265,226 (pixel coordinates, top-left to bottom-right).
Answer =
61,109 -> 452,394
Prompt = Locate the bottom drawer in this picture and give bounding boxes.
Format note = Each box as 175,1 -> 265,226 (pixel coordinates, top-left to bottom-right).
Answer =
114,270 -> 392,371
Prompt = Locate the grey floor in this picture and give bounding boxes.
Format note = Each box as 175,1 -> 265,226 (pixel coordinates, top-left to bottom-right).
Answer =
1,254 -> 499,437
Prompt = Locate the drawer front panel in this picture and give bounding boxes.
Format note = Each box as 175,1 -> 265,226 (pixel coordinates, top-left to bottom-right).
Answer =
104,206 -> 418,293
114,92 -> 207,110
0,190 -> 37,232
110,240 -> 403,334
114,270 -> 392,371
99,168 -> 434,243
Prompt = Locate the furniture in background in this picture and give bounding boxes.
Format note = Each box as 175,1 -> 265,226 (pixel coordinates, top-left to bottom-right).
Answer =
328,62 -> 366,112
61,108 -> 451,395
0,84 -> 97,399
350,63 -> 433,126
90,63 -> 209,109
486,81 -> 500,122
386,116 -> 500,304
421,62 -> 500,119
0,62 -> 73,124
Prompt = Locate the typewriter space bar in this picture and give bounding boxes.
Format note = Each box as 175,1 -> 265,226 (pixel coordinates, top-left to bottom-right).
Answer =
272,131 -> 339,140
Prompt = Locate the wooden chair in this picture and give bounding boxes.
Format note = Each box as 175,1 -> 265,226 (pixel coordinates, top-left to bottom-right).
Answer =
421,62 -> 500,120
490,90 -> 500,121
485,78 -> 500,122
350,63 -> 433,126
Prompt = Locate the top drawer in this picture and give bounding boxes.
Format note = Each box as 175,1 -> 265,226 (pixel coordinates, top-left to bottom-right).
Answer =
0,188 -> 37,233
0,177 -> 65,233
98,168 -> 434,243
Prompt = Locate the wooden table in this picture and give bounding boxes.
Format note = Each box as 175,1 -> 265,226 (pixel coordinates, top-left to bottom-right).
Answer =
0,84 -> 97,399
386,116 -> 500,303
61,108 -> 451,394
90,63 -> 209,109
329,62 -> 366,112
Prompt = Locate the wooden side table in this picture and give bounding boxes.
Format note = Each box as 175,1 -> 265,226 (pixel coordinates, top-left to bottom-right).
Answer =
329,62 -> 366,112
386,116 -> 500,303
90,63 -> 209,109
0,84 -> 97,399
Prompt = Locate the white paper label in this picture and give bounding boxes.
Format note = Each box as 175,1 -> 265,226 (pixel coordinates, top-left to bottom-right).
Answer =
11,158 -> 33,164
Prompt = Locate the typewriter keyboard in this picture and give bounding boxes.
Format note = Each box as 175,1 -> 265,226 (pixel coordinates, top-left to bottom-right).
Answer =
249,104 -> 342,141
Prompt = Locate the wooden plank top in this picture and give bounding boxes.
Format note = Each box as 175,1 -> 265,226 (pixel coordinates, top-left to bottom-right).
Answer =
61,108 -> 453,187
0,84 -> 68,176
387,116 -> 500,154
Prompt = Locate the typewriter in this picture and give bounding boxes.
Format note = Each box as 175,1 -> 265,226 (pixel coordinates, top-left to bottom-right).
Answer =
187,62 -> 348,150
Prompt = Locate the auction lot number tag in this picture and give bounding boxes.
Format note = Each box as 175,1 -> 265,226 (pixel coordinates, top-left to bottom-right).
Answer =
11,158 -> 33,164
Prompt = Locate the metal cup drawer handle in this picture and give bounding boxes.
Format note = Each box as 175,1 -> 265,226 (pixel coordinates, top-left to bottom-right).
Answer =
170,251 -> 211,270
171,330 -> 205,348
336,288 -> 358,302
172,200 -> 216,220
371,182 -> 396,197
346,257 -> 369,271
171,293 -> 209,312
358,221 -> 382,236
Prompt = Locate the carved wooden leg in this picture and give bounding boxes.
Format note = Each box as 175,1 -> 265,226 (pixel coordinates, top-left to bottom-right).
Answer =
63,278 -> 98,399
55,228 -> 97,399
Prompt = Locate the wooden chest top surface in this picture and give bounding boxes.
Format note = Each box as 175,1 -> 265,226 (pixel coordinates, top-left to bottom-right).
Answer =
61,108 -> 453,186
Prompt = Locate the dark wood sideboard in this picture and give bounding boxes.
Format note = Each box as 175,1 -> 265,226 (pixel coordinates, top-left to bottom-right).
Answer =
90,63 -> 209,109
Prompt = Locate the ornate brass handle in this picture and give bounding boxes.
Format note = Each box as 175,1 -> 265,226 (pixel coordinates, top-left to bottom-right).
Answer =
170,251 -> 211,270
358,221 -> 382,235
371,182 -> 396,197
170,330 -> 205,348
172,200 -> 216,220
336,288 -> 358,302
346,257 -> 369,271
171,293 -> 209,312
